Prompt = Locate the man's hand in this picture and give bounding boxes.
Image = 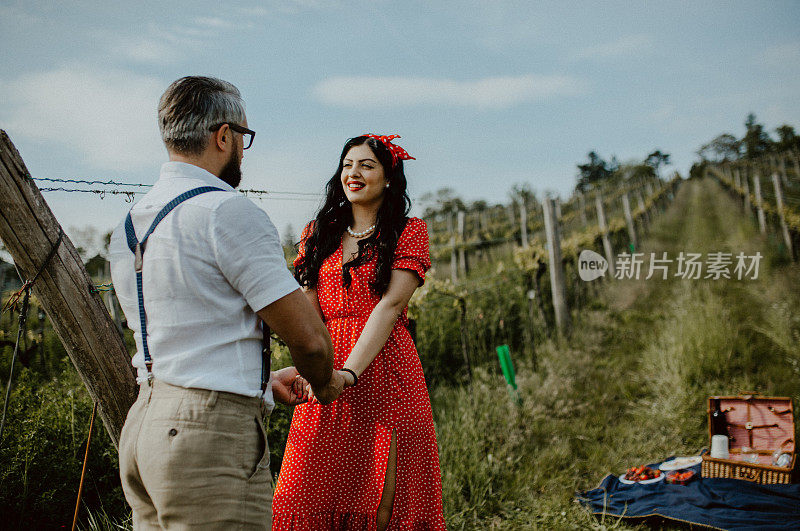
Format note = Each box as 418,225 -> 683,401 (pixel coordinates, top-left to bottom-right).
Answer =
272,367 -> 309,406
306,370 -> 346,405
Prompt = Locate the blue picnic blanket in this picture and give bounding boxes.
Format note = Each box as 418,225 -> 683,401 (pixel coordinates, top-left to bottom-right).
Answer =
576,459 -> 800,530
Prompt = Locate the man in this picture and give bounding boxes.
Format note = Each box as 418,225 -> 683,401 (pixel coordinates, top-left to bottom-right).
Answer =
109,76 -> 344,529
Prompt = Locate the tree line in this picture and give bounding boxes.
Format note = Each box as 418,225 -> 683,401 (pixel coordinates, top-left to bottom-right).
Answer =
692,113 -> 800,175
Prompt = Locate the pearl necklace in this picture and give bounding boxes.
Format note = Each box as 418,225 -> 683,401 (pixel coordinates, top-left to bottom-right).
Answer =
347,224 -> 376,238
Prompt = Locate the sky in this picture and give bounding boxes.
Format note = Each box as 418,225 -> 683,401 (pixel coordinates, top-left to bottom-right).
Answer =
1,0 -> 799,255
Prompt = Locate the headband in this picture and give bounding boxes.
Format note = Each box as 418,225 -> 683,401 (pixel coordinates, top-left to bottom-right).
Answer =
362,134 -> 415,167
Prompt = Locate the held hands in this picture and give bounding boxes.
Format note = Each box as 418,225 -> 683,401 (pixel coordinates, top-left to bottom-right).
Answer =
306,370 -> 355,405
275,367 -> 354,406
271,367 -> 311,406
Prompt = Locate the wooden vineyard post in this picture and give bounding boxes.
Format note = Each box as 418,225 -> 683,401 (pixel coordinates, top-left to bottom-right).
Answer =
479,211 -> 490,263
780,157 -> 788,187
554,198 -> 562,221
637,192 -> 649,229
535,265 -> 551,338
458,297 -> 472,382
595,194 -> 616,278
772,173 -> 794,260
792,153 -> 800,180
736,167 -> 747,208
448,212 -> 457,282
622,192 -> 638,251
0,131 -> 136,447
506,204 -> 515,229
542,198 -> 570,335
103,260 -> 123,335
743,167 -> 752,215
753,173 -> 767,235
457,210 -> 468,277
578,191 -> 588,225
449,235 -> 458,283
523,273 -> 537,355
519,199 -> 529,248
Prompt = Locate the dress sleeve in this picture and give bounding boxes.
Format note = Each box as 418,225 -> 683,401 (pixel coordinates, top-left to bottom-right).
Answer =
392,218 -> 431,285
292,221 -> 314,270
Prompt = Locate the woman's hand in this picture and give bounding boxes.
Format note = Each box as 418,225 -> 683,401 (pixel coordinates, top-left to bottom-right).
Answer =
305,370 -> 347,404
272,367 -> 310,406
340,369 -> 357,388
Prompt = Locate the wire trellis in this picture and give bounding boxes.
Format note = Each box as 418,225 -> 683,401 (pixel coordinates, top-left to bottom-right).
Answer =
33,177 -> 325,202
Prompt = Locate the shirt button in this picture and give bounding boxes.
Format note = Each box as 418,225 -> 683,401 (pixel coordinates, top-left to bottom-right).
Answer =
168,428 -> 178,436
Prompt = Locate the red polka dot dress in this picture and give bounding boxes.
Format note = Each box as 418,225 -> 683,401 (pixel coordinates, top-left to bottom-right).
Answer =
272,217 -> 446,530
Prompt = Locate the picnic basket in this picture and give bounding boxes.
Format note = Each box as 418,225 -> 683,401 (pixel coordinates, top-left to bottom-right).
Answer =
701,393 -> 796,484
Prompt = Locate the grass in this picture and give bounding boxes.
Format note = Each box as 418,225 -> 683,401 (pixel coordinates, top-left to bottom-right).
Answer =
432,177 -> 800,529
80,506 -> 132,531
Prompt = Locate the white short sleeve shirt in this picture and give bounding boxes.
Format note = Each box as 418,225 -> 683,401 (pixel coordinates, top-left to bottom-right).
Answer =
109,162 -> 299,410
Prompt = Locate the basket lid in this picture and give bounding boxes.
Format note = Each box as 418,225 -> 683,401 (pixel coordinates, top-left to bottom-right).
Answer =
710,396 -> 795,454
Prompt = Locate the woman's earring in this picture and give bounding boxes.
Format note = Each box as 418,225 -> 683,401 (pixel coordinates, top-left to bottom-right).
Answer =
385,183 -> 390,189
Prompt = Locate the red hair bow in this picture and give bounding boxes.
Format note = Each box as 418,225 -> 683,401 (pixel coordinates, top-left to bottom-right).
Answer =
362,134 -> 415,167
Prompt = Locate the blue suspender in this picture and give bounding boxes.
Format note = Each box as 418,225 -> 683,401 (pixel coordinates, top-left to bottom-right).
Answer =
124,186 -> 223,381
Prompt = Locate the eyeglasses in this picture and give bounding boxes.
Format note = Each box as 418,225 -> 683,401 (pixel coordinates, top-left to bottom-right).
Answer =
209,123 -> 255,149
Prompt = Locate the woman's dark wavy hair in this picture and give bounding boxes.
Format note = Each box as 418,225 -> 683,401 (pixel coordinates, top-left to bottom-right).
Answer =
294,135 -> 412,297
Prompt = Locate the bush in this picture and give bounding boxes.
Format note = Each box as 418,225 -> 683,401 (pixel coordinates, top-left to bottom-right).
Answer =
0,361 -> 127,528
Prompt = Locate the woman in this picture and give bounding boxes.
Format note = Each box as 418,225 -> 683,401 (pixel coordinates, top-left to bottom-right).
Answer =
272,135 -> 446,530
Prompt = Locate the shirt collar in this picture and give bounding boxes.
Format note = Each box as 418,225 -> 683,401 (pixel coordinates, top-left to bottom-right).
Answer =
159,161 -> 236,192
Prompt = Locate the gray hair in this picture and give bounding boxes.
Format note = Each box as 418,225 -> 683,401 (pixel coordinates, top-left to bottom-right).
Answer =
158,76 -> 246,155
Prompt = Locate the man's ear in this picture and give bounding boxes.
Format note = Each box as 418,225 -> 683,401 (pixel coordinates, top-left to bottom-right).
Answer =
213,124 -> 230,152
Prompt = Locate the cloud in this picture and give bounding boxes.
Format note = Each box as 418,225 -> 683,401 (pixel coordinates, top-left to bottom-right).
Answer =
113,36 -> 182,64
109,14 -> 251,66
313,74 -> 584,109
102,19 -> 206,66
282,0 -> 338,9
103,2 -> 333,67
0,3 -> 45,25
233,0 -> 335,17
194,16 -> 235,29
2,64 -> 166,171
760,42 -> 800,69
643,103 -> 699,133
572,34 -> 653,60
234,6 -> 270,17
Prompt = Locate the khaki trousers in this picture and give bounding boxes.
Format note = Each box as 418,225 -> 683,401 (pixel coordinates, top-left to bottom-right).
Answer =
119,380 -> 272,530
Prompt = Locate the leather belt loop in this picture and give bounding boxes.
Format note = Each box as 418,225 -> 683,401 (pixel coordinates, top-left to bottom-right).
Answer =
206,390 -> 219,409
145,381 -> 153,403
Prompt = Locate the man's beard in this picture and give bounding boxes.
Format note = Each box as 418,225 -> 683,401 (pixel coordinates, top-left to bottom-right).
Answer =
219,148 -> 242,189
